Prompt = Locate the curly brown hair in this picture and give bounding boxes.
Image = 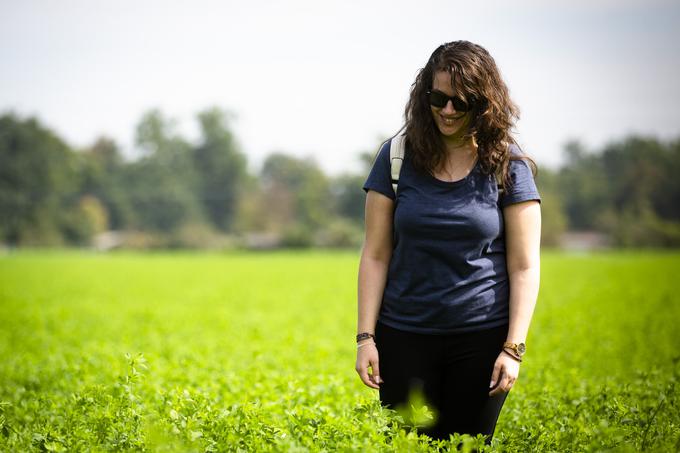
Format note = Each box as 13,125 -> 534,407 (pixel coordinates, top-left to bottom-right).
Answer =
403,40 -> 536,191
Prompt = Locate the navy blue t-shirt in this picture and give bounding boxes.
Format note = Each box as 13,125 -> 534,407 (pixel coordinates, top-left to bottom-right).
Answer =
363,140 -> 541,334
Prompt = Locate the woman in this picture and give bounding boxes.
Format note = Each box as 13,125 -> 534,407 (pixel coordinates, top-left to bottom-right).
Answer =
355,41 -> 541,443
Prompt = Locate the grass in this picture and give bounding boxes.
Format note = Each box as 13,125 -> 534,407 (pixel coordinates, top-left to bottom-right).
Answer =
0,249 -> 679,451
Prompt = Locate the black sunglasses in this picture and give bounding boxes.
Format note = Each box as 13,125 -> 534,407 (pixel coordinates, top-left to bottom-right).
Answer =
427,90 -> 473,112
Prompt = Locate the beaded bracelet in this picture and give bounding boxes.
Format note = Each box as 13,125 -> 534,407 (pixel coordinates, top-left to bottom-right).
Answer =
357,342 -> 376,349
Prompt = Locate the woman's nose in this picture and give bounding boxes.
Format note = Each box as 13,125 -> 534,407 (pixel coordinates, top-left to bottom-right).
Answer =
442,100 -> 456,114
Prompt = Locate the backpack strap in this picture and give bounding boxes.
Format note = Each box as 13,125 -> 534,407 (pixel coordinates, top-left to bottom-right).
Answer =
389,134 -> 406,196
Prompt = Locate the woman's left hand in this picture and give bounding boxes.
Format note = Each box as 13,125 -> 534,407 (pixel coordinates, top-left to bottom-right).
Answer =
488,351 -> 520,397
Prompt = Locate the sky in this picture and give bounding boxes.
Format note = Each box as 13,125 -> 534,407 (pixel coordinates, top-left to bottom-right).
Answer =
1,0 -> 679,175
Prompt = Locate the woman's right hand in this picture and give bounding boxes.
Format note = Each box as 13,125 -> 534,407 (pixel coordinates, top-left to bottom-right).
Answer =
355,342 -> 383,389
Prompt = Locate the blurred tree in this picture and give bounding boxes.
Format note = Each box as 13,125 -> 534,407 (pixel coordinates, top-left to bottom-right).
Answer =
192,107 -> 248,232
596,136 -> 680,246
330,173 -> 365,226
557,141 -> 611,230
79,137 -> 133,230
60,195 -> 109,245
556,136 -> 680,247
261,153 -> 331,231
533,168 -> 567,247
601,137 -> 665,214
125,109 -> 204,232
0,113 -> 78,245
654,138 -> 680,222
329,146 -> 384,228
233,186 -> 268,233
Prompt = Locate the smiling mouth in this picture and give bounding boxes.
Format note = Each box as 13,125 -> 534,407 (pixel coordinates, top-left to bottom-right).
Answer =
441,114 -> 466,125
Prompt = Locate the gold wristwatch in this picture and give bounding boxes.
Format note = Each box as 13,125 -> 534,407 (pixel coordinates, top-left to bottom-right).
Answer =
503,341 -> 526,357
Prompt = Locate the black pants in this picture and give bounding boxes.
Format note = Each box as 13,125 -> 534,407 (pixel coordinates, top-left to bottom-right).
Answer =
375,320 -> 509,443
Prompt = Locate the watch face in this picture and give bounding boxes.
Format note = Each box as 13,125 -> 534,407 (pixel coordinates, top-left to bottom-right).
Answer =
517,343 -> 526,355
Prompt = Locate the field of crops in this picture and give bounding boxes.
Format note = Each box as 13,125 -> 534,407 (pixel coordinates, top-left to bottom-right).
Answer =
1,250 -> 679,452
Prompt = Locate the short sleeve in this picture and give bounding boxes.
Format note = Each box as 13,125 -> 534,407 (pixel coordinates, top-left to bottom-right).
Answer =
500,149 -> 541,208
362,140 -> 396,200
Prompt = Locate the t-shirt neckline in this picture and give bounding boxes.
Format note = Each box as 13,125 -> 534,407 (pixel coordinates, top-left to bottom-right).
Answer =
425,156 -> 480,187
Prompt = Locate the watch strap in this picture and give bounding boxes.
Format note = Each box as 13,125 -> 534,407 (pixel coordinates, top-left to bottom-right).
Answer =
503,341 -> 526,356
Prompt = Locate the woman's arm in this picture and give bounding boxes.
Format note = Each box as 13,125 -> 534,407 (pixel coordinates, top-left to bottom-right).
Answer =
504,200 -> 542,345
355,190 -> 394,389
489,199 -> 541,396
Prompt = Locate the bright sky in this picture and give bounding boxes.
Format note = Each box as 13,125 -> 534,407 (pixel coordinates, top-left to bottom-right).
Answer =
1,0 -> 679,175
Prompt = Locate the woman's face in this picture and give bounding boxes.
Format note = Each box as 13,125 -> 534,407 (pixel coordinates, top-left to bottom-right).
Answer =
430,70 -> 471,141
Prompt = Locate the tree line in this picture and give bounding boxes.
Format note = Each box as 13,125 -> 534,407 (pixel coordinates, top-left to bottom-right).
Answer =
1,109 -> 679,249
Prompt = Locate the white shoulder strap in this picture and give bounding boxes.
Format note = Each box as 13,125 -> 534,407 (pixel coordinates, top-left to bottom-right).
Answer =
389,134 -> 406,195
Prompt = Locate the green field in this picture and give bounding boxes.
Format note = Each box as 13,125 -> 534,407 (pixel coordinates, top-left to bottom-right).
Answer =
1,251 -> 679,452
